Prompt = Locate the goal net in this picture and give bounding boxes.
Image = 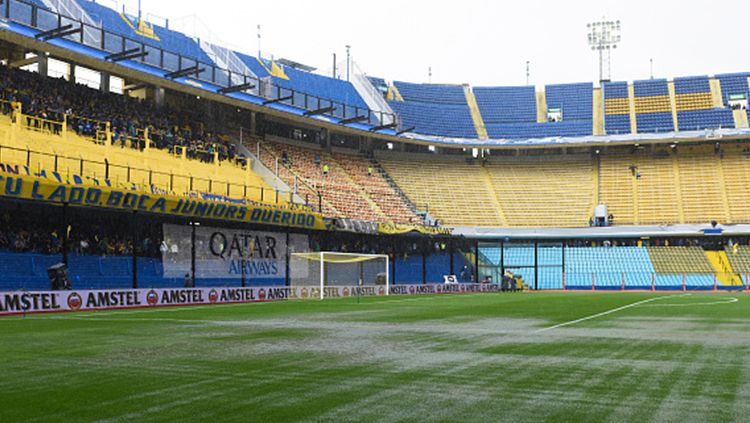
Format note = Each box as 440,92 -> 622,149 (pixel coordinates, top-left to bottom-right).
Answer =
290,252 -> 390,300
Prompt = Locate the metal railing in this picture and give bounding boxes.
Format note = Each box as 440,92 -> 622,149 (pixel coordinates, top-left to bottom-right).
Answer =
0,142 -> 316,211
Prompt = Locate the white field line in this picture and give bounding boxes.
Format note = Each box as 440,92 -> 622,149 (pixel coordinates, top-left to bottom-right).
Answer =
638,297 -> 739,307
536,294 -> 691,333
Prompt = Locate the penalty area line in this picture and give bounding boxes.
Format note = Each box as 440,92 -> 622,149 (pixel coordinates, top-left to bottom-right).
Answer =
536,294 -> 690,333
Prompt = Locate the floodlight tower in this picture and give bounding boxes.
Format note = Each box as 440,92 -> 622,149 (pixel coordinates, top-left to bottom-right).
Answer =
587,19 -> 621,84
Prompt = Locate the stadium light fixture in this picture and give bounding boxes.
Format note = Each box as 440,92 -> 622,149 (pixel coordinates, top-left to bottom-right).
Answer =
587,19 -> 621,84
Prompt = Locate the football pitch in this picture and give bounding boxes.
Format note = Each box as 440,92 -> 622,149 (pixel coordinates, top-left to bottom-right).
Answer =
2,292 -> 749,422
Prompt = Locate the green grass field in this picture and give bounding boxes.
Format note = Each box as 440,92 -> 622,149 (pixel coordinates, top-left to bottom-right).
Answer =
2,292 -> 749,422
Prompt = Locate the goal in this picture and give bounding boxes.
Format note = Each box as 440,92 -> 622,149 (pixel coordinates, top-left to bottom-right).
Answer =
290,252 -> 390,300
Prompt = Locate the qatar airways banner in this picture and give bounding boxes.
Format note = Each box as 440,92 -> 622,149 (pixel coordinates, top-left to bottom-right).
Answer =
161,224 -> 308,281
0,284 -> 500,316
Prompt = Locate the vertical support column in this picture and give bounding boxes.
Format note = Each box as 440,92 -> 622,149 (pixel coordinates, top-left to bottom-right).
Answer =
422,245 -> 427,285
191,221 -> 197,287
144,127 -> 150,152
285,230 -> 290,287
320,252 -> 325,300
384,255 -> 390,296
37,52 -> 48,78
68,63 -> 76,83
449,239 -> 455,276
534,241 -> 539,291
154,86 -> 165,109
474,240 -> 480,285
132,211 -> 138,289
249,112 -> 256,137
391,253 -> 397,286
100,71 -> 111,93
62,203 -> 69,266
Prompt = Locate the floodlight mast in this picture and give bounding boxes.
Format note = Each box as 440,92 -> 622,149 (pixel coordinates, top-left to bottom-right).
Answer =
587,19 -> 621,85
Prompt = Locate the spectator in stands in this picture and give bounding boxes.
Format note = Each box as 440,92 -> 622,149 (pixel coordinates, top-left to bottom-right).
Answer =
0,65 -> 239,168
322,164 -> 329,176
282,150 -> 289,166
314,153 -> 321,167
367,166 -> 374,176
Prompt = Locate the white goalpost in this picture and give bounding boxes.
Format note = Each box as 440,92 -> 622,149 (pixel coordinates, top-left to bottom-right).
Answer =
290,252 -> 390,300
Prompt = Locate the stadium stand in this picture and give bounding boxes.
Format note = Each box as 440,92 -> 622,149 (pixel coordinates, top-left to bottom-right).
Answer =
716,72 -> 750,105
565,247 -> 655,289
484,154 -> 595,227
387,81 -> 477,138
376,152 -> 504,227
388,101 -> 477,138
256,140 -> 417,223
598,145 -> 748,226
633,79 -> 674,133
603,81 -> 632,134
648,246 -> 715,288
674,76 -> 735,131
0,66 -> 279,203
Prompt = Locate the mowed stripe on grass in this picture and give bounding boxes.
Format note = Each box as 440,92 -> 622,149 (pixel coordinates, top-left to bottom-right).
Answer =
0,292 -> 748,422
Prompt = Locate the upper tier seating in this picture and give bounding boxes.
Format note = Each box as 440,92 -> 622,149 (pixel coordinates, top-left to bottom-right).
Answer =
545,83 -> 594,121
716,72 -> 750,105
386,81 -> 477,139
603,81 -> 632,134
633,79 -> 674,133
388,100 -> 477,139
484,121 -> 592,139
474,86 -> 537,124
393,81 -> 467,105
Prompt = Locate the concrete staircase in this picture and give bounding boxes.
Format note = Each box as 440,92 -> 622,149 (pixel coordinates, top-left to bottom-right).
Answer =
705,251 -> 744,286
709,78 -> 725,108
592,88 -> 605,136
536,91 -> 548,124
463,86 -> 488,140
628,84 -> 638,134
732,109 -> 749,129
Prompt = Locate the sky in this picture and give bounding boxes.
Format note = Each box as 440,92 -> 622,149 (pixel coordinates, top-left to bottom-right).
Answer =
108,0 -> 750,87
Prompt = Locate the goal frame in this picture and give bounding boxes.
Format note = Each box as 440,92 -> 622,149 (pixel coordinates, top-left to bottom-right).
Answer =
316,252 -> 390,300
